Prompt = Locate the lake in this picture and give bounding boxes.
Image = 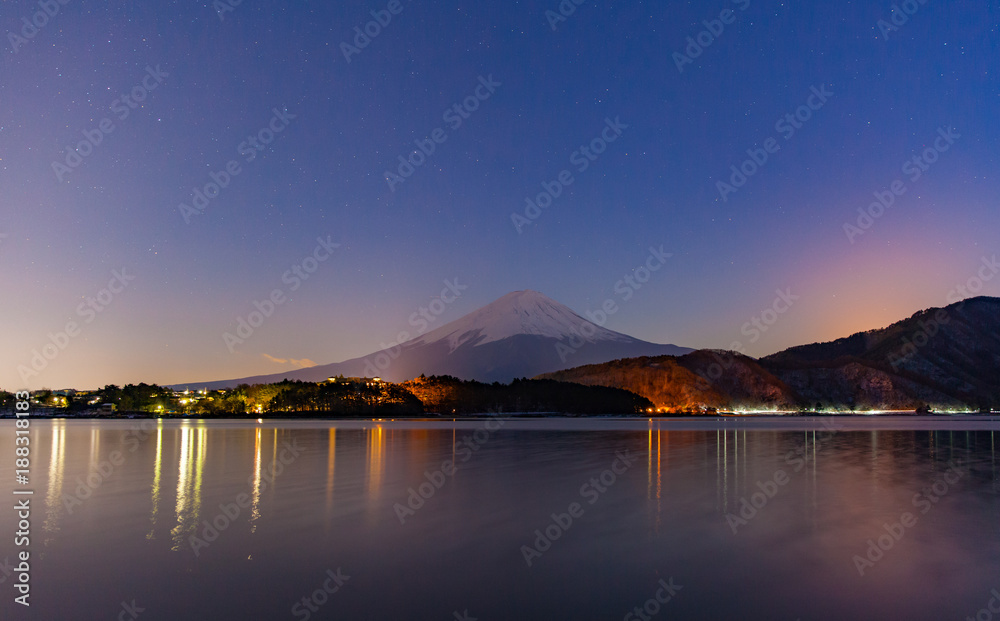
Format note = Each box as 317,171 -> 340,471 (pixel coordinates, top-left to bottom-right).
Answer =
2,417 -> 999,620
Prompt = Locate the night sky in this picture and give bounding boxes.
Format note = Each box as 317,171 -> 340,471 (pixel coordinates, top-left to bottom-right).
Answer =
2,1 -> 998,390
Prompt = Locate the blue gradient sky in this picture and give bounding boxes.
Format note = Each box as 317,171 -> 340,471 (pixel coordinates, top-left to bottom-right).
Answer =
2,0 -> 998,390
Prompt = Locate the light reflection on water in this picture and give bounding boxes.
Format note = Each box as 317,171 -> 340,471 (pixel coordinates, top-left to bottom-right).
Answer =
43,419 -> 65,539
147,422 -> 162,539
170,424 -> 206,551
325,427 -> 336,519
250,426 -> 262,533
366,425 -> 384,503
1,418 -> 998,621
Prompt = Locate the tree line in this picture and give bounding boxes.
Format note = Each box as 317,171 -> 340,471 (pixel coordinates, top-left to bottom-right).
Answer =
2,375 -> 653,417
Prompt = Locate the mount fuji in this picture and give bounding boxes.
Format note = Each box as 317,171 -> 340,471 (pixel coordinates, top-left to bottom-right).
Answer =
177,290 -> 692,389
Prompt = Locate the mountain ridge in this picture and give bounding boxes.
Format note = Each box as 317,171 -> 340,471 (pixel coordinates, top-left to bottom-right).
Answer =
173,294 -> 999,411
539,296 -> 1000,412
171,290 -> 691,389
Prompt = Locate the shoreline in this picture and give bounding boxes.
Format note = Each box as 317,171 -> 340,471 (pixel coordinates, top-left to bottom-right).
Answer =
2,410 -> 996,420
4,414 -> 999,433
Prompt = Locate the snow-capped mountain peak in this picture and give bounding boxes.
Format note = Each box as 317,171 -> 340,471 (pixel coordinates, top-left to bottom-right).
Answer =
412,289 -> 632,351
174,290 -> 692,387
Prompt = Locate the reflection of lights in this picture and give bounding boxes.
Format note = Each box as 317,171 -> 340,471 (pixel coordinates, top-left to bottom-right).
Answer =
734,429 -> 739,493
271,429 -> 279,485
657,430 -> 662,503
723,429 -> 729,512
89,428 -> 101,469
44,420 -> 66,536
742,429 -> 747,489
171,424 -> 206,551
645,426 -> 667,532
148,422 -> 163,539
367,426 -> 385,501
325,429 -> 336,518
716,430 -> 721,512
250,427 -> 262,533
171,425 -> 192,550
647,423 -> 653,500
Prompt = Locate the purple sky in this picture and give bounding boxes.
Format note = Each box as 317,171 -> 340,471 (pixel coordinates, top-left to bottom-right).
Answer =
2,0 -> 998,390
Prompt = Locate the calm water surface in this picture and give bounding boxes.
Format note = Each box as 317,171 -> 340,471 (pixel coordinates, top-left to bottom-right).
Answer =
2,417 -> 999,620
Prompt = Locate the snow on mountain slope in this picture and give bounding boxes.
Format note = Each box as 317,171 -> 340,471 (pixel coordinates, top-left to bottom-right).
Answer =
409,290 -> 633,352
170,290 -> 691,388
